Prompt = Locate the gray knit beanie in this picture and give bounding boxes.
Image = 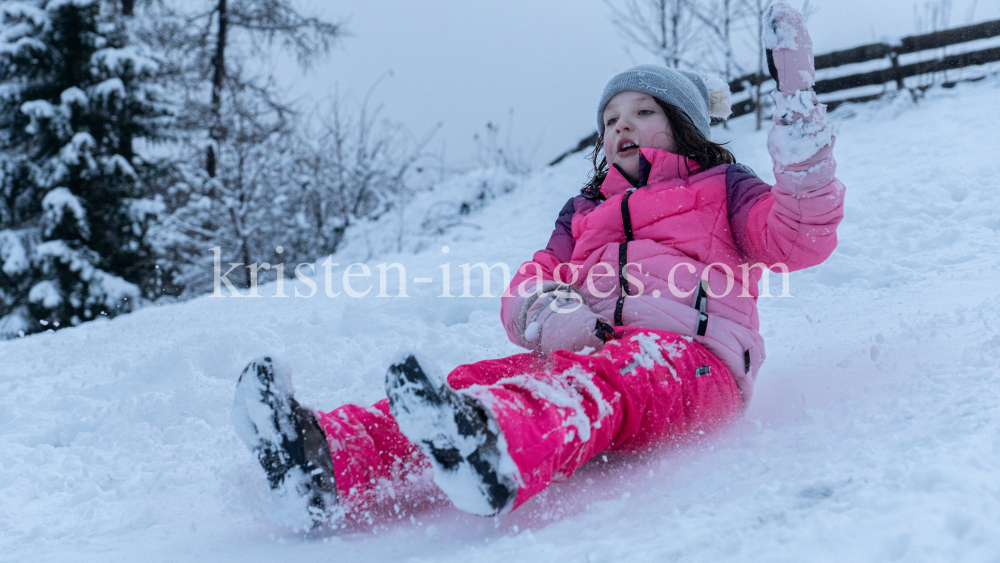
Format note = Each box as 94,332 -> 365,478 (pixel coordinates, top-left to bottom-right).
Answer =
597,65 -> 715,140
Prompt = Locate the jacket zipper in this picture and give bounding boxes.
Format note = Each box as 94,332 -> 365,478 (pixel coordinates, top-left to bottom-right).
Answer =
614,187 -> 635,325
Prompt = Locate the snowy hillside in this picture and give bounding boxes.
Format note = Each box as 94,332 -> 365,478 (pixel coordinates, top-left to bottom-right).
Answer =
2,77 -> 1000,562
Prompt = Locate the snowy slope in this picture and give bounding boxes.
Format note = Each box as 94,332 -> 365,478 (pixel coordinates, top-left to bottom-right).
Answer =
2,77 -> 1000,562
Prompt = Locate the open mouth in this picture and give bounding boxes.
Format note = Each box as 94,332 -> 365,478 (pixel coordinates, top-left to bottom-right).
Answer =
617,140 -> 639,153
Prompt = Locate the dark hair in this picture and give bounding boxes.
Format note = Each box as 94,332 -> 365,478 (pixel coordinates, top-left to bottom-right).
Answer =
582,98 -> 736,198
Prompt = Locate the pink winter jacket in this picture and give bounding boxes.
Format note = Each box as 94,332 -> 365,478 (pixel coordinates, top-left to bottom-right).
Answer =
501,147 -> 845,406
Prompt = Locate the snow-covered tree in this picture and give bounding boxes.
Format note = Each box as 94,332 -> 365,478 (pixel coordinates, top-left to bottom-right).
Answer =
0,0 -> 171,337
137,0 -> 344,177
152,91 -> 298,295
286,95 -> 437,259
130,0 -> 348,296
153,90 -> 437,296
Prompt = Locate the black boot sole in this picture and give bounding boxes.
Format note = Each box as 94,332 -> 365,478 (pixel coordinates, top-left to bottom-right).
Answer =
234,357 -> 337,526
386,355 -> 514,515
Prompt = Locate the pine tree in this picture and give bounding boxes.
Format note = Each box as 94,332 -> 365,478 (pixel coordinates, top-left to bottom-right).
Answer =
0,0 -> 170,337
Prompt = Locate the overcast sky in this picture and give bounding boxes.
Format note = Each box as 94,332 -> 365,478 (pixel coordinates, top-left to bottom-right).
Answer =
270,0 -> 1000,170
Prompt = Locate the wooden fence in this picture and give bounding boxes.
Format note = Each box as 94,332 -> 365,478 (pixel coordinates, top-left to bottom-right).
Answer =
550,18 -> 1000,166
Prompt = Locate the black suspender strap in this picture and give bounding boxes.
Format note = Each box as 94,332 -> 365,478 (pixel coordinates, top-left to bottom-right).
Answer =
616,241 -> 630,298
692,279 -> 709,336
614,189 -> 635,326
614,255 -> 628,325
620,189 -> 635,240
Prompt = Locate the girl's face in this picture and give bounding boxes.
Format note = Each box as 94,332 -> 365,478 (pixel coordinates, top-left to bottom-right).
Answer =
602,91 -> 676,180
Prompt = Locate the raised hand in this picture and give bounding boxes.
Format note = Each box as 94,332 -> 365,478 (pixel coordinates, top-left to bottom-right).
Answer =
764,3 -> 815,95
763,3 -> 835,192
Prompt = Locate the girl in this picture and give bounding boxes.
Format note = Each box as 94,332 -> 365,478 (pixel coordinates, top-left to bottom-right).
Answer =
232,3 -> 844,526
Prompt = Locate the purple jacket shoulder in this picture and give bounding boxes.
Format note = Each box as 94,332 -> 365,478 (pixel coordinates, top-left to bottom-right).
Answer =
725,164 -> 772,258
544,195 -> 601,264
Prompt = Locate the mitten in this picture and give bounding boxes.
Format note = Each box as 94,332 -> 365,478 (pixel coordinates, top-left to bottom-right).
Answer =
764,3 -> 835,192
523,287 -> 613,357
764,3 -> 815,95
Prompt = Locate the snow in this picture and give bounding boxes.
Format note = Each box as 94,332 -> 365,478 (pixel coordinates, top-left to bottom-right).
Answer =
28,279 -> 61,308
44,0 -> 98,12
2,75 -> 1000,561
762,4 -> 800,51
60,86 -> 87,107
0,229 -> 29,275
103,153 -> 136,179
91,77 -> 125,100
767,91 -> 833,167
58,132 -> 96,167
627,332 -> 666,371
0,307 -> 30,339
0,2 -> 49,46
0,34 -> 46,58
41,186 -> 89,239
477,364 -> 605,444
87,268 -> 141,308
91,47 -> 159,76
523,320 -> 541,343
898,35 -> 1000,67
128,195 -> 166,223
31,240 -> 141,308
622,332 -> 683,384
20,99 -> 58,134
34,240 -> 91,275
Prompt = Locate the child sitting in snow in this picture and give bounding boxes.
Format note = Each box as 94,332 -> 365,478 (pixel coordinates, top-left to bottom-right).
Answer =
232,3 -> 844,527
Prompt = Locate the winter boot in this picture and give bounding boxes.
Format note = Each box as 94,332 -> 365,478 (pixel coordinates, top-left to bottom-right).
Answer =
386,355 -> 515,516
232,356 -> 337,526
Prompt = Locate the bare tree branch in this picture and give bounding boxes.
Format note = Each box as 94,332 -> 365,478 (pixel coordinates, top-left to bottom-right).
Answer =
227,0 -> 347,67
605,0 -> 703,69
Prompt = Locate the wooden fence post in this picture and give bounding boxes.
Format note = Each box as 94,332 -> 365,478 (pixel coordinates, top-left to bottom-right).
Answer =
889,52 -> 905,91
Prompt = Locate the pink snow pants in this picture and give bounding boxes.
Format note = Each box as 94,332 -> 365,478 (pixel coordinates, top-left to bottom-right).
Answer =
314,327 -> 742,515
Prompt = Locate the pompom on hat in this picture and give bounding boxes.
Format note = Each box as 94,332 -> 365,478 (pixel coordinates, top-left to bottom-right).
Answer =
597,65 -> 732,140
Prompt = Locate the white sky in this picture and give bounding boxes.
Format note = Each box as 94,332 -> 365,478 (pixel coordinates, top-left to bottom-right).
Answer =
270,0 -> 1000,170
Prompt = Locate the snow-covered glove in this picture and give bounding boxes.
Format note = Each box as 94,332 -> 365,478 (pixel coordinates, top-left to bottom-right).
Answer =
764,3 -> 836,193
523,286 -> 614,357
765,3 -> 814,95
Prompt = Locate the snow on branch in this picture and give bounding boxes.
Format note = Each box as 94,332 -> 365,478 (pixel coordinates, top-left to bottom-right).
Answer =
0,308 -> 31,339
20,99 -> 60,135
44,0 -> 99,14
91,46 -> 159,76
0,35 -> 47,58
60,86 -> 88,107
41,187 -> 90,240
91,77 -> 126,101
0,2 -> 49,34
28,279 -> 61,308
0,230 -> 29,276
